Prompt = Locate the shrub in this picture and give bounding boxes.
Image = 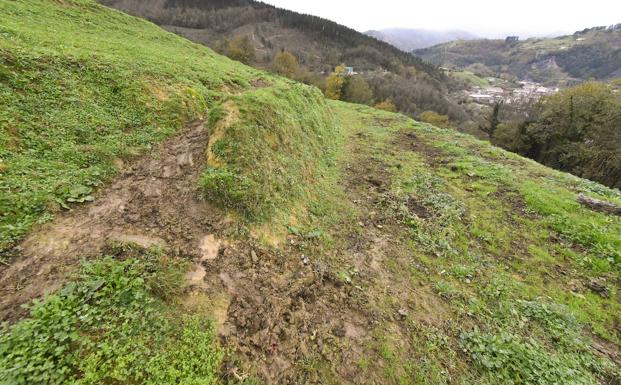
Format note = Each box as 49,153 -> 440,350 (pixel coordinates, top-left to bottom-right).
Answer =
420,110 -> 452,129
374,99 -> 397,112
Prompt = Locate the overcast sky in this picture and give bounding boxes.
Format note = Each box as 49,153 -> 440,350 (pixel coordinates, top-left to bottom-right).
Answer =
262,0 -> 621,38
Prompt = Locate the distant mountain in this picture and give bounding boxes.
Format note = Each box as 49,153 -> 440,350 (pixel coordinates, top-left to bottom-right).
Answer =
415,25 -> 621,86
98,0 -> 470,121
366,28 -> 477,51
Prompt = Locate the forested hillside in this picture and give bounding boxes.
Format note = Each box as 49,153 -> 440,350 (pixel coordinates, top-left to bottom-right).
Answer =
415,25 -> 621,86
490,81 -> 621,188
98,0 -> 470,121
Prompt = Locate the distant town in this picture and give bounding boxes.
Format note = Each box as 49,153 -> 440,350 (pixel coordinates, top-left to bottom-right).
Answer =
466,80 -> 559,105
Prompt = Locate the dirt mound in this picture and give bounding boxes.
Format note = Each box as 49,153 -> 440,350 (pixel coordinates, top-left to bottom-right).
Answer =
0,121 -> 226,322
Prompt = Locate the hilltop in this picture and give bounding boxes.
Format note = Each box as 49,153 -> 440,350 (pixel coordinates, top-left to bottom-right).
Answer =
415,25 -> 621,86
1,1 -> 621,384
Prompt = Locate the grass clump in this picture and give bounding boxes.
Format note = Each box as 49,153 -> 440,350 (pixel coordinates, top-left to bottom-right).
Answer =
402,171 -> 466,258
202,83 -> 338,221
519,181 -> 621,267
0,246 -> 224,385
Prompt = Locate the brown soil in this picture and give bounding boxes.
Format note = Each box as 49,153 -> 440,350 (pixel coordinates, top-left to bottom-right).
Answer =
0,121 -> 226,322
0,114 -> 453,384
186,123 -> 453,384
392,130 -> 445,166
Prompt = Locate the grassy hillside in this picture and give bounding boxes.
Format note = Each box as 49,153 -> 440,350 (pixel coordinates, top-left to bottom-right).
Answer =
415,26 -> 621,86
1,1 -> 621,384
0,0 -> 330,253
97,0 -> 472,122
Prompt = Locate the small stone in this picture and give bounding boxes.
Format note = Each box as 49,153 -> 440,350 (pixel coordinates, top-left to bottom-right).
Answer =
176,152 -> 194,167
465,278 -> 471,284
250,250 -> 258,264
301,255 -> 310,265
358,222 -> 365,227
376,224 -> 383,229
397,308 -> 408,319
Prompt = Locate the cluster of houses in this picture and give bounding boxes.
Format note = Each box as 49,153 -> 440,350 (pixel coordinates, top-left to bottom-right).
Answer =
466,81 -> 558,105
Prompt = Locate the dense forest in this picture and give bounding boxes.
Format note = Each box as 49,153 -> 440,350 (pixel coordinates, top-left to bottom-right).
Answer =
99,0 -> 470,122
490,81 -> 621,188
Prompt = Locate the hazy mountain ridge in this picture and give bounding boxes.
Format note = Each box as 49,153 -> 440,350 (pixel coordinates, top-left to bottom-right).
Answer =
415,24 -> 621,85
366,28 -> 477,50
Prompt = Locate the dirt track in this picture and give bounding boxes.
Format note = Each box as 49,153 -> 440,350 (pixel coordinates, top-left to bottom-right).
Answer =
0,121 -> 225,322
0,114 -> 455,384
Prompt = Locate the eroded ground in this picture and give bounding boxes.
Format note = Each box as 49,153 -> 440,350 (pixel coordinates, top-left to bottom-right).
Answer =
0,121 -> 225,321
2,103 -> 620,384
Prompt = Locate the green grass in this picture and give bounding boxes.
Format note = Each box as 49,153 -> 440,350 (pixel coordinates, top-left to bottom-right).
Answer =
0,0 -> 261,251
0,244 -> 224,385
201,82 -> 338,221
450,70 -> 491,87
2,1 -> 621,384
330,103 -> 621,384
460,330 -> 602,385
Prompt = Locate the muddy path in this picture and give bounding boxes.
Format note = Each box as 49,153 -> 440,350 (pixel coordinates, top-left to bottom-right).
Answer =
199,119 -> 453,384
0,110 -> 452,384
0,121 -> 228,322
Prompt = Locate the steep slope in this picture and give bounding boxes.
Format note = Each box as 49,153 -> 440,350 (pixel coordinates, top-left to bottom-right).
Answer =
97,0 -> 470,121
1,1 -> 621,384
366,28 -> 477,51
99,0 -> 436,74
416,25 -> 621,85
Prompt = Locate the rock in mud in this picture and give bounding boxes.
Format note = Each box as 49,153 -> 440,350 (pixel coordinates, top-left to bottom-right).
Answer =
588,280 -> 609,298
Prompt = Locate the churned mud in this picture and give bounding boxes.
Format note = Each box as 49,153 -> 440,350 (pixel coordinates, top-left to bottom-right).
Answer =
0,121 -> 225,321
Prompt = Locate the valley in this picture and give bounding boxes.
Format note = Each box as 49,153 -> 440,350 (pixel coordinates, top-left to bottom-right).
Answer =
415,25 -> 621,87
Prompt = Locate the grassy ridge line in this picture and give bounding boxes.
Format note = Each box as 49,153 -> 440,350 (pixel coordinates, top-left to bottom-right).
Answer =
0,0 -> 337,253
201,83 -> 337,222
